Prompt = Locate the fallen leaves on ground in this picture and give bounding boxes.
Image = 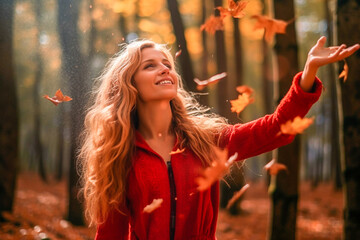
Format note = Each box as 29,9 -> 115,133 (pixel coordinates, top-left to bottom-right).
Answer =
264,159 -> 288,176
43,89 -> 72,106
194,72 -> 227,91
217,0 -> 248,18
143,199 -> 163,213
338,60 -> 348,82
279,116 -> 314,135
1,173 -> 343,240
196,148 -> 238,191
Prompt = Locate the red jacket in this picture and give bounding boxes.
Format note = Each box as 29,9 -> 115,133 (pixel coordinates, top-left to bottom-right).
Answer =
95,72 -> 322,240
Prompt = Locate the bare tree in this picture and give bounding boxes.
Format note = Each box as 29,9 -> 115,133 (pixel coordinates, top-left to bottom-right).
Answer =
337,0 -> 360,239
0,0 -> 18,218
268,0 -> 300,239
57,0 -> 88,225
167,0 -> 196,91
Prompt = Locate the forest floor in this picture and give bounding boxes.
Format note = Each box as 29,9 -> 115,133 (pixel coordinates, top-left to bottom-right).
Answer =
0,172 -> 343,240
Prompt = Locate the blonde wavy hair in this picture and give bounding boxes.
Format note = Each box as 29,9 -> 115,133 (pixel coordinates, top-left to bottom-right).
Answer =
79,39 -> 228,226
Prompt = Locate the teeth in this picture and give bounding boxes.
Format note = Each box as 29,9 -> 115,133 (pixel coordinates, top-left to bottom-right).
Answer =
157,80 -> 172,85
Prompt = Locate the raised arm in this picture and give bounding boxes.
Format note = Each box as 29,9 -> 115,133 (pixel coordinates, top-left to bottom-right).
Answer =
300,36 -> 359,92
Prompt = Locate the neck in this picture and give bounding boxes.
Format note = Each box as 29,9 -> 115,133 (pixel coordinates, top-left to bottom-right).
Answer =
136,100 -> 173,140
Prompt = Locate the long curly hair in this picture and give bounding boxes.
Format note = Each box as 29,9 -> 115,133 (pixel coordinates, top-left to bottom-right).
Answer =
79,39 -> 228,226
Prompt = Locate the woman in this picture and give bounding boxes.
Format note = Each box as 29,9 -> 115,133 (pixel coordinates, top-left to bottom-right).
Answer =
79,37 -> 358,239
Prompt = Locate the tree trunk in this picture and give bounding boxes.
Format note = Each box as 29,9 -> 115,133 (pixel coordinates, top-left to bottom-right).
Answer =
167,0 -> 196,91
199,0 -> 209,106
325,0 -> 342,190
268,0 -> 300,239
337,1 -> 360,239
33,0 -> 47,182
57,0 -> 88,225
0,0 -> 18,218
214,0 -> 229,118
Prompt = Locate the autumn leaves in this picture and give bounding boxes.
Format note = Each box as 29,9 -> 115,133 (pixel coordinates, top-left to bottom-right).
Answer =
201,0 -> 292,45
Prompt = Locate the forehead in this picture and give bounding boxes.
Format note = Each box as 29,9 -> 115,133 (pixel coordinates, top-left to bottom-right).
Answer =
140,47 -> 169,62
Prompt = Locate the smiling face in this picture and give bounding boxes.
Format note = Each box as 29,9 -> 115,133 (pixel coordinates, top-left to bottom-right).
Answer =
133,47 -> 178,103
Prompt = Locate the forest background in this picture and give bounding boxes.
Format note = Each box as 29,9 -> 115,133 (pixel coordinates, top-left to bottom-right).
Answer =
1,0 -> 360,239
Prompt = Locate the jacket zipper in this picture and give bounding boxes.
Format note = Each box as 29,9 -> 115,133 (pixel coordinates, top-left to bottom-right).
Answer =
167,161 -> 176,240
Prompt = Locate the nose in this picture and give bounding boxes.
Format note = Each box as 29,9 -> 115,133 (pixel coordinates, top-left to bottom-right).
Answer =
160,64 -> 170,75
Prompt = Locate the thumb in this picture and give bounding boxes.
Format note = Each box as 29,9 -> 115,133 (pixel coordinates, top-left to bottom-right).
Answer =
316,36 -> 327,47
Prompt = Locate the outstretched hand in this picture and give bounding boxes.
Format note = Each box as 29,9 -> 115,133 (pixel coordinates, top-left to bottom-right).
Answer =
307,36 -> 359,68
300,36 -> 359,92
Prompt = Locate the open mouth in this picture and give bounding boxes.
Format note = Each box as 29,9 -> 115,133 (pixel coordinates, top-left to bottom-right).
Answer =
156,79 -> 173,85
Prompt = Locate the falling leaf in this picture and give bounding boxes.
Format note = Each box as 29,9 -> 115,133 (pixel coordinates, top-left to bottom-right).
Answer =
196,149 -> 238,192
43,89 -> 72,106
236,85 -> 254,95
170,148 -> 186,155
251,15 -> 293,44
200,15 -> 225,34
338,60 -> 348,82
226,183 -> 250,209
217,0 -> 248,18
264,159 -> 288,176
143,198 -> 163,213
230,93 -> 254,115
194,72 -> 227,91
279,116 -> 314,135
175,49 -> 182,59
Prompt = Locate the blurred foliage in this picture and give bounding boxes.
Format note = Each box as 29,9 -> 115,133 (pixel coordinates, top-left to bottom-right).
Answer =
13,0 -> 333,181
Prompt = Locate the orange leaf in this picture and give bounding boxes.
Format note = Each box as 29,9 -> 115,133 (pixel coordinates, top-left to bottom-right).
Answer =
194,72 -> 227,91
196,149 -> 238,192
217,0 -> 248,18
43,89 -> 72,106
339,60 -> 348,82
230,93 -> 254,115
226,183 -> 250,209
264,159 -> 288,176
143,198 -> 163,213
236,85 -> 254,95
251,15 -> 292,44
280,116 -> 314,135
169,148 -> 185,155
200,15 -> 225,35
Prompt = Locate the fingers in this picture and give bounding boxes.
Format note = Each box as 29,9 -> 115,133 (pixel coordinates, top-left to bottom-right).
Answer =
316,36 -> 327,48
338,44 -> 360,60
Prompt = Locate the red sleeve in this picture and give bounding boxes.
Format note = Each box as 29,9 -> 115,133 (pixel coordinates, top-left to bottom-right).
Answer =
95,208 -> 130,240
221,72 -> 322,160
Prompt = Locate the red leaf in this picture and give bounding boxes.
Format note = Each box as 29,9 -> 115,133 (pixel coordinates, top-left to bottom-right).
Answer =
43,89 -> 72,106
194,72 -> 227,91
